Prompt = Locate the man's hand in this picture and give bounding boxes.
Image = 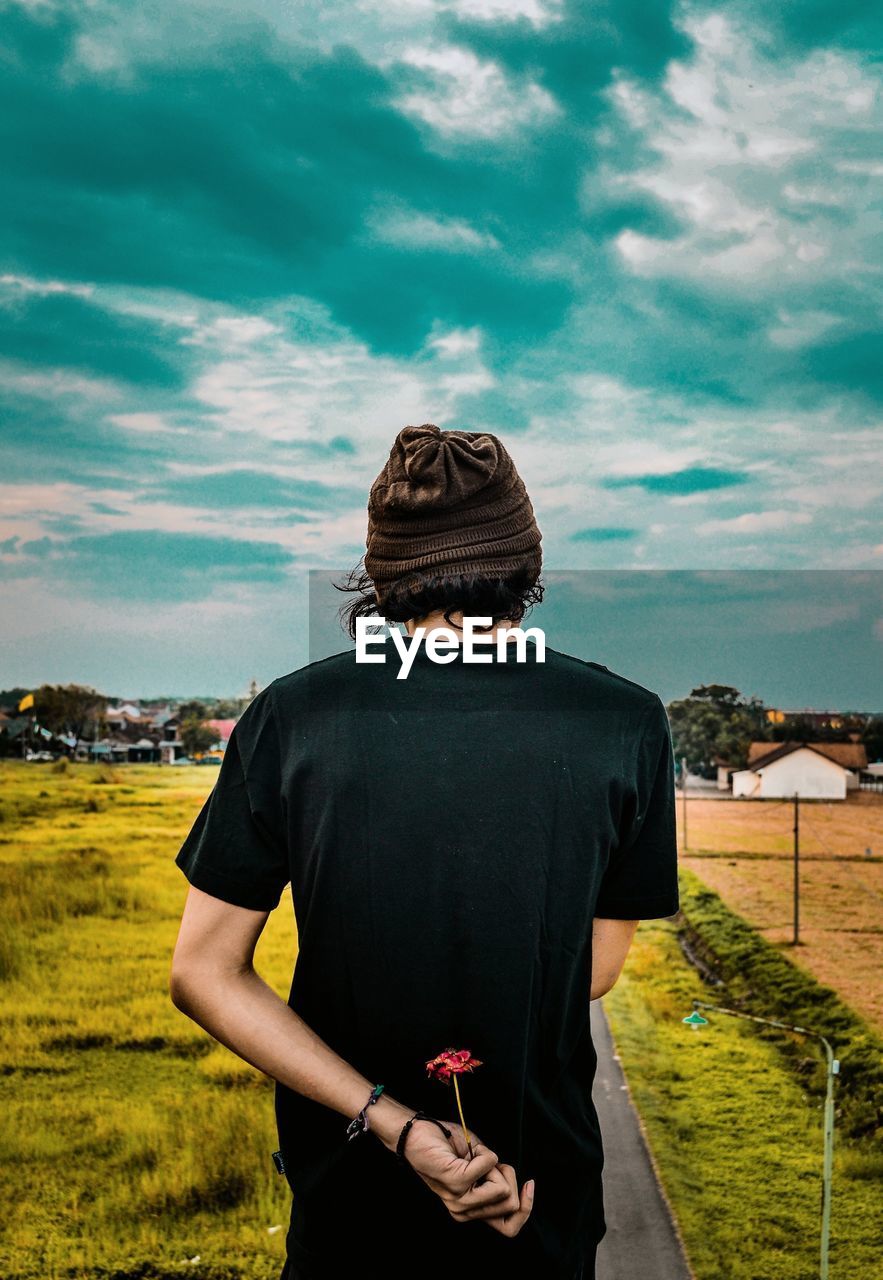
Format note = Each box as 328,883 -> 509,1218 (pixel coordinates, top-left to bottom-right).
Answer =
436,1122 -> 535,1237
370,1099 -> 534,1237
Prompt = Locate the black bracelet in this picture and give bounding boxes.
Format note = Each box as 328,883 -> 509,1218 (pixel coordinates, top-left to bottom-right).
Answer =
345,1083 -> 385,1141
396,1110 -> 452,1165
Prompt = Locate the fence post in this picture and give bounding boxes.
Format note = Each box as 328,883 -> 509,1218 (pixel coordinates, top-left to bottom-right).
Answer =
793,790 -> 800,946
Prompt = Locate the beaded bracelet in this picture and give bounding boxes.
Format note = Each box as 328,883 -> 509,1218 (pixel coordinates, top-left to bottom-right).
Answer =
345,1083 -> 385,1141
395,1110 -> 452,1165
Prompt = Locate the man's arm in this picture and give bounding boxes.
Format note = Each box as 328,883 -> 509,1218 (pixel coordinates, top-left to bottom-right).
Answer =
170,886 -> 534,1235
590,917 -> 640,999
170,885 -> 413,1136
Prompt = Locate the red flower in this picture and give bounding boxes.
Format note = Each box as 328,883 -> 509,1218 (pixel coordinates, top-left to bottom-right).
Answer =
426,1047 -> 483,1082
426,1047 -> 483,1158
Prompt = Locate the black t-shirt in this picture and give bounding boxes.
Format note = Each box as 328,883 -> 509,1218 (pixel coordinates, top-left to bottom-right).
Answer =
175,636 -> 679,1279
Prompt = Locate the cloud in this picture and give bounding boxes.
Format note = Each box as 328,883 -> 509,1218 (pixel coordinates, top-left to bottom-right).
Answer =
0,288 -> 189,387
146,469 -> 356,512
0,8 -> 576,356
441,0 -> 563,27
602,467 -> 750,495
603,10 -> 882,313
696,510 -> 813,536
0,528 -> 296,601
570,526 -> 639,542
2,0 -> 883,689
392,44 -> 561,138
365,205 -> 501,251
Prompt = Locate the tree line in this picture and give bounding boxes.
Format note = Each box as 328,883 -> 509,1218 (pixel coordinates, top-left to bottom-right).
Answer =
0,684 -> 255,759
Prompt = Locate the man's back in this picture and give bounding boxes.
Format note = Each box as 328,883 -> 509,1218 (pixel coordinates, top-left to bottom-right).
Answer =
176,635 -> 678,1277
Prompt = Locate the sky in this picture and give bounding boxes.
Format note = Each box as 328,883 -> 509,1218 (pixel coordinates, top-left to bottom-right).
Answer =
307,571 -> 882,711
1,0 -> 881,698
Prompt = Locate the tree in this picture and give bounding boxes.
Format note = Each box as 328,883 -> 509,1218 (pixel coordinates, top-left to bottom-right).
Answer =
177,700 -> 208,722
179,716 -> 217,758
35,684 -> 107,749
862,715 -> 883,765
211,698 -> 244,718
666,685 -> 769,778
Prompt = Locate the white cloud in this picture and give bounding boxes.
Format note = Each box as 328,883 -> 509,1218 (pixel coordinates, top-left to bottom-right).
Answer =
107,412 -> 178,435
440,0 -> 562,26
365,206 -> 500,250
604,12 -> 882,291
393,44 -> 560,138
0,360 -> 122,402
767,309 -> 842,349
696,510 -> 813,535
0,272 -> 94,299
426,326 -> 483,357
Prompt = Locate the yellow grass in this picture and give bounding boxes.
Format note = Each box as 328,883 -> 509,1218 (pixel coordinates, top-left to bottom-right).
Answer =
0,759 -> 294,1279
678,791 -> 883,858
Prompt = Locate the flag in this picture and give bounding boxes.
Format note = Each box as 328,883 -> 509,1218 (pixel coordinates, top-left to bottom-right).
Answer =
18,692 -> 34,712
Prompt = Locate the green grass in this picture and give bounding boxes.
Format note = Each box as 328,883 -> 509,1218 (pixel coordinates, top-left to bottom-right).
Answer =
603,873 -> 883,1280
0,760 -> 294,1280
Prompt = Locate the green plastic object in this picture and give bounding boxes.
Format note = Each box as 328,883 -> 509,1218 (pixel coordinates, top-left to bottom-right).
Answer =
682,1010 -> 709,1025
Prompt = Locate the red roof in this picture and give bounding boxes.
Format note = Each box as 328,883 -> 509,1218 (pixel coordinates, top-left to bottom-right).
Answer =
747,740 -> 867,770
206,718 -> 237,741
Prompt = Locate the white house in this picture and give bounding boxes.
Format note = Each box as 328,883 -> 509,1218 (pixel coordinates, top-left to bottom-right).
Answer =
731,741 -> 865,800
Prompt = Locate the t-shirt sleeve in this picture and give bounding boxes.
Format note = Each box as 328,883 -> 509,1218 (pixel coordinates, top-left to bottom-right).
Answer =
174,683 -> 290,912
594,694 -> 680,920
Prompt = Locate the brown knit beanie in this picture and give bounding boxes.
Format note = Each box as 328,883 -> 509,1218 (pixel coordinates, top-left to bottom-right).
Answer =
365,423 -> 542,603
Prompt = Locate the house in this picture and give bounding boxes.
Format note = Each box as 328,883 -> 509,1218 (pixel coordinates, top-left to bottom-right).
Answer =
77,737 -> 131,763
155,715 -> 184,763
205,718 -> 236,750
105,703 -> 149,732
731,741 -> 868,800
748,740 -> 867,787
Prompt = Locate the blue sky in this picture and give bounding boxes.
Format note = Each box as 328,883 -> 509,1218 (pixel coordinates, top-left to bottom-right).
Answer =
1,0 -> 881,697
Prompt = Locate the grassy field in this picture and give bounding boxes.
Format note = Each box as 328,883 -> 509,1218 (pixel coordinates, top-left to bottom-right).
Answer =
603,894 -> 883,1279
678,793 -> 883,1034
1,760 -> 881,1278
1,759 -> 294,1280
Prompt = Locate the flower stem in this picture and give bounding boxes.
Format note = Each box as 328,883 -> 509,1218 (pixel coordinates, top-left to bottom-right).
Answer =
452,1075 -> 473,1158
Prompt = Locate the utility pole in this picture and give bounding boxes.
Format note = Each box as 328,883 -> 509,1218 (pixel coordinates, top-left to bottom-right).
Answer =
793,790 -> 800,946
681,755 -> 688,852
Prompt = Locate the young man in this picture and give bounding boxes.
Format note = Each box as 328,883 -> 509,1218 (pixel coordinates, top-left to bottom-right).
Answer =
170,423 -> 680,1280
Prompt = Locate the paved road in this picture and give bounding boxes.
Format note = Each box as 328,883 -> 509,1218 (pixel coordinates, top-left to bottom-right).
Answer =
591,1000 -> 694,1280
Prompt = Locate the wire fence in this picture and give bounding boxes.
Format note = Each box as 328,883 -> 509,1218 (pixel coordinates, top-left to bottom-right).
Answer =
676,790 -> 882,861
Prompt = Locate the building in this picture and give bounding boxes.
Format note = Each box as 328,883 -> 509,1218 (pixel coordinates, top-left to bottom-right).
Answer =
205,718 -> 236,750
730,741 -> 868,800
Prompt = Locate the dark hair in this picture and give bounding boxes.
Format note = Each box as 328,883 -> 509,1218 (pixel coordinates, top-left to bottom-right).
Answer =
334,562 -> 544,641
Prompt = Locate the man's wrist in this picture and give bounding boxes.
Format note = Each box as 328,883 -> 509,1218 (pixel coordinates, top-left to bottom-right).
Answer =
366,1095 -> 414,1153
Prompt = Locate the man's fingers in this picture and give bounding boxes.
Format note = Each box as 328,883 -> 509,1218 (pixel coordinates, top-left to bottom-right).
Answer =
453,1172 -> 511,1211
447,1143 -> 498,1194
445,1166 -> 513,1216
407,1126 -> 499,1200
484,1177 -> 535,1237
